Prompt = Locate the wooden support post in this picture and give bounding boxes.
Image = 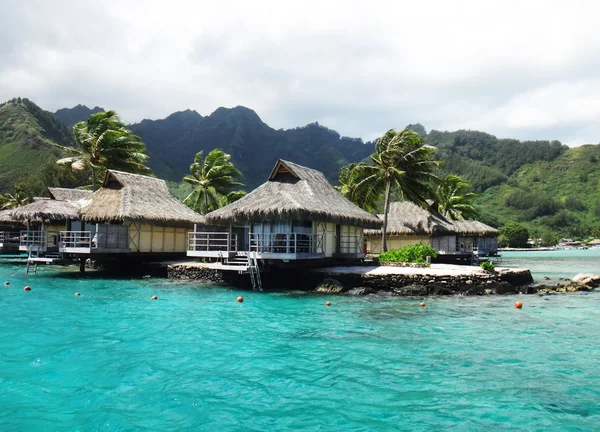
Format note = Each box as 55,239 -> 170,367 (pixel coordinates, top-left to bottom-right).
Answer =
79,257 -> 86,273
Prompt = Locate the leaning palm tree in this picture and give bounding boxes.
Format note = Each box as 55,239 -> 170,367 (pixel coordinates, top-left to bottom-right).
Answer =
54,110 -> 151,189
337,163 -> 380,212
183,149 -> 244,215
1,190 -> 28,209
351,129 -> 439,252
435,174 -> 479,220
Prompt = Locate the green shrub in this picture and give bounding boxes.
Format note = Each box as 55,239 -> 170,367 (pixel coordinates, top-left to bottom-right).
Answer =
379,243 -> 438,264
480,261 -> 495,272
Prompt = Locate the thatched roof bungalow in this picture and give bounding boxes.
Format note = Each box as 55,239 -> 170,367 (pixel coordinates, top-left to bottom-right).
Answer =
10,198 -> 82,223
59,170 -> 206,255
191,160 -> 381,261
48,187 -> 93,202
206,160 -> 381,229
0,209 -> 22,250
365,201 -> 498,256
79,170 -> 205,227
7,189 -> 88,253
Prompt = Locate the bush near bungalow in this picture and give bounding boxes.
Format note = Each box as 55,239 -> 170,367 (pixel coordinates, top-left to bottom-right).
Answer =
379,243 -> 438,265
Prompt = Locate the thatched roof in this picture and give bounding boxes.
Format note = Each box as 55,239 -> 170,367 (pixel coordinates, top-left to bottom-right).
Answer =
449,220 -> 499,236
78,170 -> 206,226
48,187 -> 92,202
0,209 -> 21,225
365,201 -> 454,236
9,198 -> 81,223
205,160 -> 382,229
364,201 -> 497,236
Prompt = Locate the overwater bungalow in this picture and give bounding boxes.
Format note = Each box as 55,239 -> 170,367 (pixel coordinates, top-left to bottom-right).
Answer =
9,189 -> 90,259
59,170 -> 205,258
365,201 -> 498,262
188,160 -> 382,276
0,209 -> 23,252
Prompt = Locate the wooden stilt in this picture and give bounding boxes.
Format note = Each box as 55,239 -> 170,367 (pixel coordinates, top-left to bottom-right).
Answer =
79,258 -> 86,273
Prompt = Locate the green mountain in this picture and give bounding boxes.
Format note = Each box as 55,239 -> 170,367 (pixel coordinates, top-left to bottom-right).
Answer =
475,145 -> 600,238
1,98 -> 597,238
54,104 -> 104,127
0,98 -> 76,194
129,106 -> 374,189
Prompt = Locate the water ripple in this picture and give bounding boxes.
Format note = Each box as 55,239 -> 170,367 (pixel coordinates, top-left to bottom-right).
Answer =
0,263 -> 599,430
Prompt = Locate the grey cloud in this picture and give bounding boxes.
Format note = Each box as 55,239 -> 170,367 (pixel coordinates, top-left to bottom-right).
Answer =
0,0 -> 599,145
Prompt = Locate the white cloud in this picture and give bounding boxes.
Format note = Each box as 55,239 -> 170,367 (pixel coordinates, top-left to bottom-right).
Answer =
1,0 -> 599,144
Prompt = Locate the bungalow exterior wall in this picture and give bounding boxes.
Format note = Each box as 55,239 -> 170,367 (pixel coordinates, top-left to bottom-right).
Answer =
367,233 -> 498,255
61,220 -> 191,254
188,220 -> 365,259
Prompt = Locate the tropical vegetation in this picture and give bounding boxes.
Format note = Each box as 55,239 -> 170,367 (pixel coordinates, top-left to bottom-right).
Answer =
0,187 -> 28,209
182,149 -> 245,215
434,174 -> 478,220
54,110 -> 151,189
339,129 -> 438,251
498,222 -> 529,248
379,243 -> 438,264
2,97 -> 600,240
480,261 -> 495,272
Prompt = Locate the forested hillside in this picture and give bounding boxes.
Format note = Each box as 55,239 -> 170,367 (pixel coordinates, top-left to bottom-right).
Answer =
0,98 -> 76,193
476,145 -> 600,237
1,97 -> 597,238
129,106 -> 374,189
425,128 -> 567,191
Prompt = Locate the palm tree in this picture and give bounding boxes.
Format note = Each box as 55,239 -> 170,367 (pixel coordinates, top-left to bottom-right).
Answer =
220,190 -> 247,207
54,110 -> 151,189
183,149 -> 244,215
337,163 -> 380,212
1,190 -> 28,209
435,175 -> 479,220
350,129 -> 439,252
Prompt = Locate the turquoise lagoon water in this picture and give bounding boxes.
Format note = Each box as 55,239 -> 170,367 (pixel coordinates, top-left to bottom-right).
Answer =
500,249 -> 600,280
1,257 -> 600,431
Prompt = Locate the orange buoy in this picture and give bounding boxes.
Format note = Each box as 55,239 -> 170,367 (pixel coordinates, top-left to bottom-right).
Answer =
420,302 -> 426,307
75,292 -> 81,296
237,296 -> 244,303
515,301 -> 523,309
325,301 -> 331,307
151,295 -> 158,300
24,286 -> 31,291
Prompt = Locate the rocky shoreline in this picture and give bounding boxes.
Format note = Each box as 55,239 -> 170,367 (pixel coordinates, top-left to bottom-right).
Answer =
158,261 -> 600,296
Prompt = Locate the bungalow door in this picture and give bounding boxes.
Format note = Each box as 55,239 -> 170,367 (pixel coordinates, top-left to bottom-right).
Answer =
335,225 -> 341,254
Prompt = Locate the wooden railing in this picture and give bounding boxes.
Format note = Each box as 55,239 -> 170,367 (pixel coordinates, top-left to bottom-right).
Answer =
249,233 -> 324,254
188,232 -> 237,252
336,234 -> 364,254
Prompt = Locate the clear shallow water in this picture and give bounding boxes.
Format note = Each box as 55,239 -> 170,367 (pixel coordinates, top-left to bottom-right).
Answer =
500,249 -> 600,281
1,258 -> 600,431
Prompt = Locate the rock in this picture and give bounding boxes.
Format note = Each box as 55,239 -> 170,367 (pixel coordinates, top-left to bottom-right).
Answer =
519,285 -> 538,295
465,280 -> 473,285
346,287 -> 373,296
544,276 -> 550,280
485,289 -> 493,295
565,282 -> 592,292
572,273 -> 600,288
393,284 -> 428,296
495,282 -> 518,295
315,278 -> 345,293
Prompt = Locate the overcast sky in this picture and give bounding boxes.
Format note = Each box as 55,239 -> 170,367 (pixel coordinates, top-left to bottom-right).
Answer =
1,0 -> 599,145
